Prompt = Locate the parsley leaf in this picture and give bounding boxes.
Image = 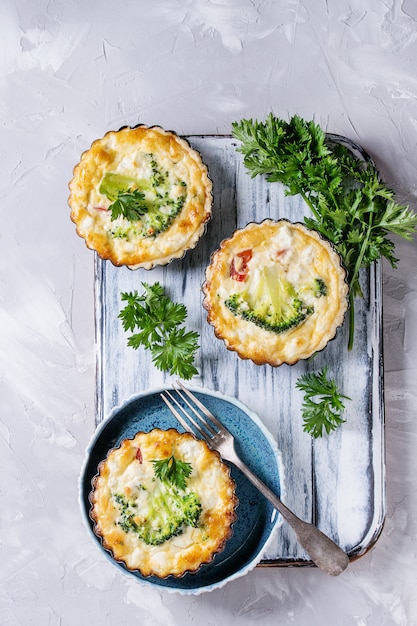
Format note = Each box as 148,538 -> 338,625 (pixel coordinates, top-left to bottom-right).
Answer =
296,368 -> 350,438
109,189 -> 149,222
232,114 -> 417,349
151,454 -> 193,490
119,282 -> 199,380
151,328 -> 201,381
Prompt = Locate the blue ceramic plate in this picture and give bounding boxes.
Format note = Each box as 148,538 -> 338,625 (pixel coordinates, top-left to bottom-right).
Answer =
79,386 -> 284,594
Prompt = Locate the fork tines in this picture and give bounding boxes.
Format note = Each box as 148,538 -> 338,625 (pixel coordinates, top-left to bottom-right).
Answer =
160,381 -> 223,442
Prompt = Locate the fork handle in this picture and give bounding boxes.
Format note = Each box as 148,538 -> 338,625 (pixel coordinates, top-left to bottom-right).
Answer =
232,455 -> 349,576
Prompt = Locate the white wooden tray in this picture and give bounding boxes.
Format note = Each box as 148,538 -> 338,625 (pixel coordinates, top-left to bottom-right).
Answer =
94,135 -> 385,566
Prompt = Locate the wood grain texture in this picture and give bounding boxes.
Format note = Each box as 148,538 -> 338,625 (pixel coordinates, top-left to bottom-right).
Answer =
94,135 -> 385,565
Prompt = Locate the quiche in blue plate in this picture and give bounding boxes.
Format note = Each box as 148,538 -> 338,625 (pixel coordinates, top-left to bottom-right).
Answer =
79,386 -> 284,594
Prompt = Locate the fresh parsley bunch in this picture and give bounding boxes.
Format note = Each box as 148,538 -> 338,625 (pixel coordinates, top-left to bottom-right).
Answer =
232,114 -> 417,349
296,368 -> 350,438
119,282 -> 199,380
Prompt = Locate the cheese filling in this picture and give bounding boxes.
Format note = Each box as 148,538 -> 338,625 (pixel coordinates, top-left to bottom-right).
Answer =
112,484 -> 201,546
224,225 -> 327,335
95,152 -> 187,241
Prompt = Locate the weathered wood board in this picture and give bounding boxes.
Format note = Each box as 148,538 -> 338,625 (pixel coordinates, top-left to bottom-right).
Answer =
94,135 -> 385,565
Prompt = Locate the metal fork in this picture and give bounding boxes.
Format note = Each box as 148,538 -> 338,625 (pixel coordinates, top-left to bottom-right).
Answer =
160,381 -> 349,576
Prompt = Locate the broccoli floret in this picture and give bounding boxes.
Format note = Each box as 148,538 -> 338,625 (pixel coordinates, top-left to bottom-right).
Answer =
312,278 -> 327,297
140,194 -> 186,237
225,265 -> 314,334
112,483 -> 202,546
297,277 -> 328,299
99,172 -> 151,200
181,492 -> 202,527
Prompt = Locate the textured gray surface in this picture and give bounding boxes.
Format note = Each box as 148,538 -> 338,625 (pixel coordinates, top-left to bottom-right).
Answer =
2,1 -> 417,623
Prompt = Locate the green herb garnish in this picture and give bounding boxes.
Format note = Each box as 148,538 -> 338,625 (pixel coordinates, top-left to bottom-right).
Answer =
109,188 -> 149,221
296,367 -> 350,438
151,454 -> 193,490
99,172 -> 150,221
119,282 -> 199,380
232,114 -> 417,349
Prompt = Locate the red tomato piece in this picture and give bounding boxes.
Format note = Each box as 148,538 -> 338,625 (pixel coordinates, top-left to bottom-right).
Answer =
230,249 -> 253,282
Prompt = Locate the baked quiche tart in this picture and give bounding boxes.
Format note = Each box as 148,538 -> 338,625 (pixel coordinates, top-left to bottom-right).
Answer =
89,428 -> 237,578
69,125 -> 213,269
203,219 -> 348,366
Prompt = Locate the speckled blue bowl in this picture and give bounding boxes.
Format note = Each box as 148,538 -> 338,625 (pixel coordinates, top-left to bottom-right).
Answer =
79,385 -> 285,595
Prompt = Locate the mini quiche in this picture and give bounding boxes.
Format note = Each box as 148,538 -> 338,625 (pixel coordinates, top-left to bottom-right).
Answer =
69,125 -> 213,269
203,219 -> 348,366
89,428 -> 237,579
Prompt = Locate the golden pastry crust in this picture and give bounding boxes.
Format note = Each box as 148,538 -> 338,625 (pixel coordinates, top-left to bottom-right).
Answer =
89,429 -> 237,578
202,219 -> 348,366
69,125 -> 213,269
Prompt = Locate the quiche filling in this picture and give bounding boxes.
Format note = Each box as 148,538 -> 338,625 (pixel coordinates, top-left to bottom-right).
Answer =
223,231 -> 328,334
110,453 -> 202,546
98,154 -> 187,240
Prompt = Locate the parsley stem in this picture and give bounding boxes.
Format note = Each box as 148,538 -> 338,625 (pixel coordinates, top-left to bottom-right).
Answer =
301,192 -> 320,222
348,292 -> 355,351
346,211 -> 373,350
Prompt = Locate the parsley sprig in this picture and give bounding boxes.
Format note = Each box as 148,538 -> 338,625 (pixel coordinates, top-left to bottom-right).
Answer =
232,114 -> 417,349
296,368 -> 350,438
109,189 -> 149,222
151,454 -> 193,490
119,282 -> 199,380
